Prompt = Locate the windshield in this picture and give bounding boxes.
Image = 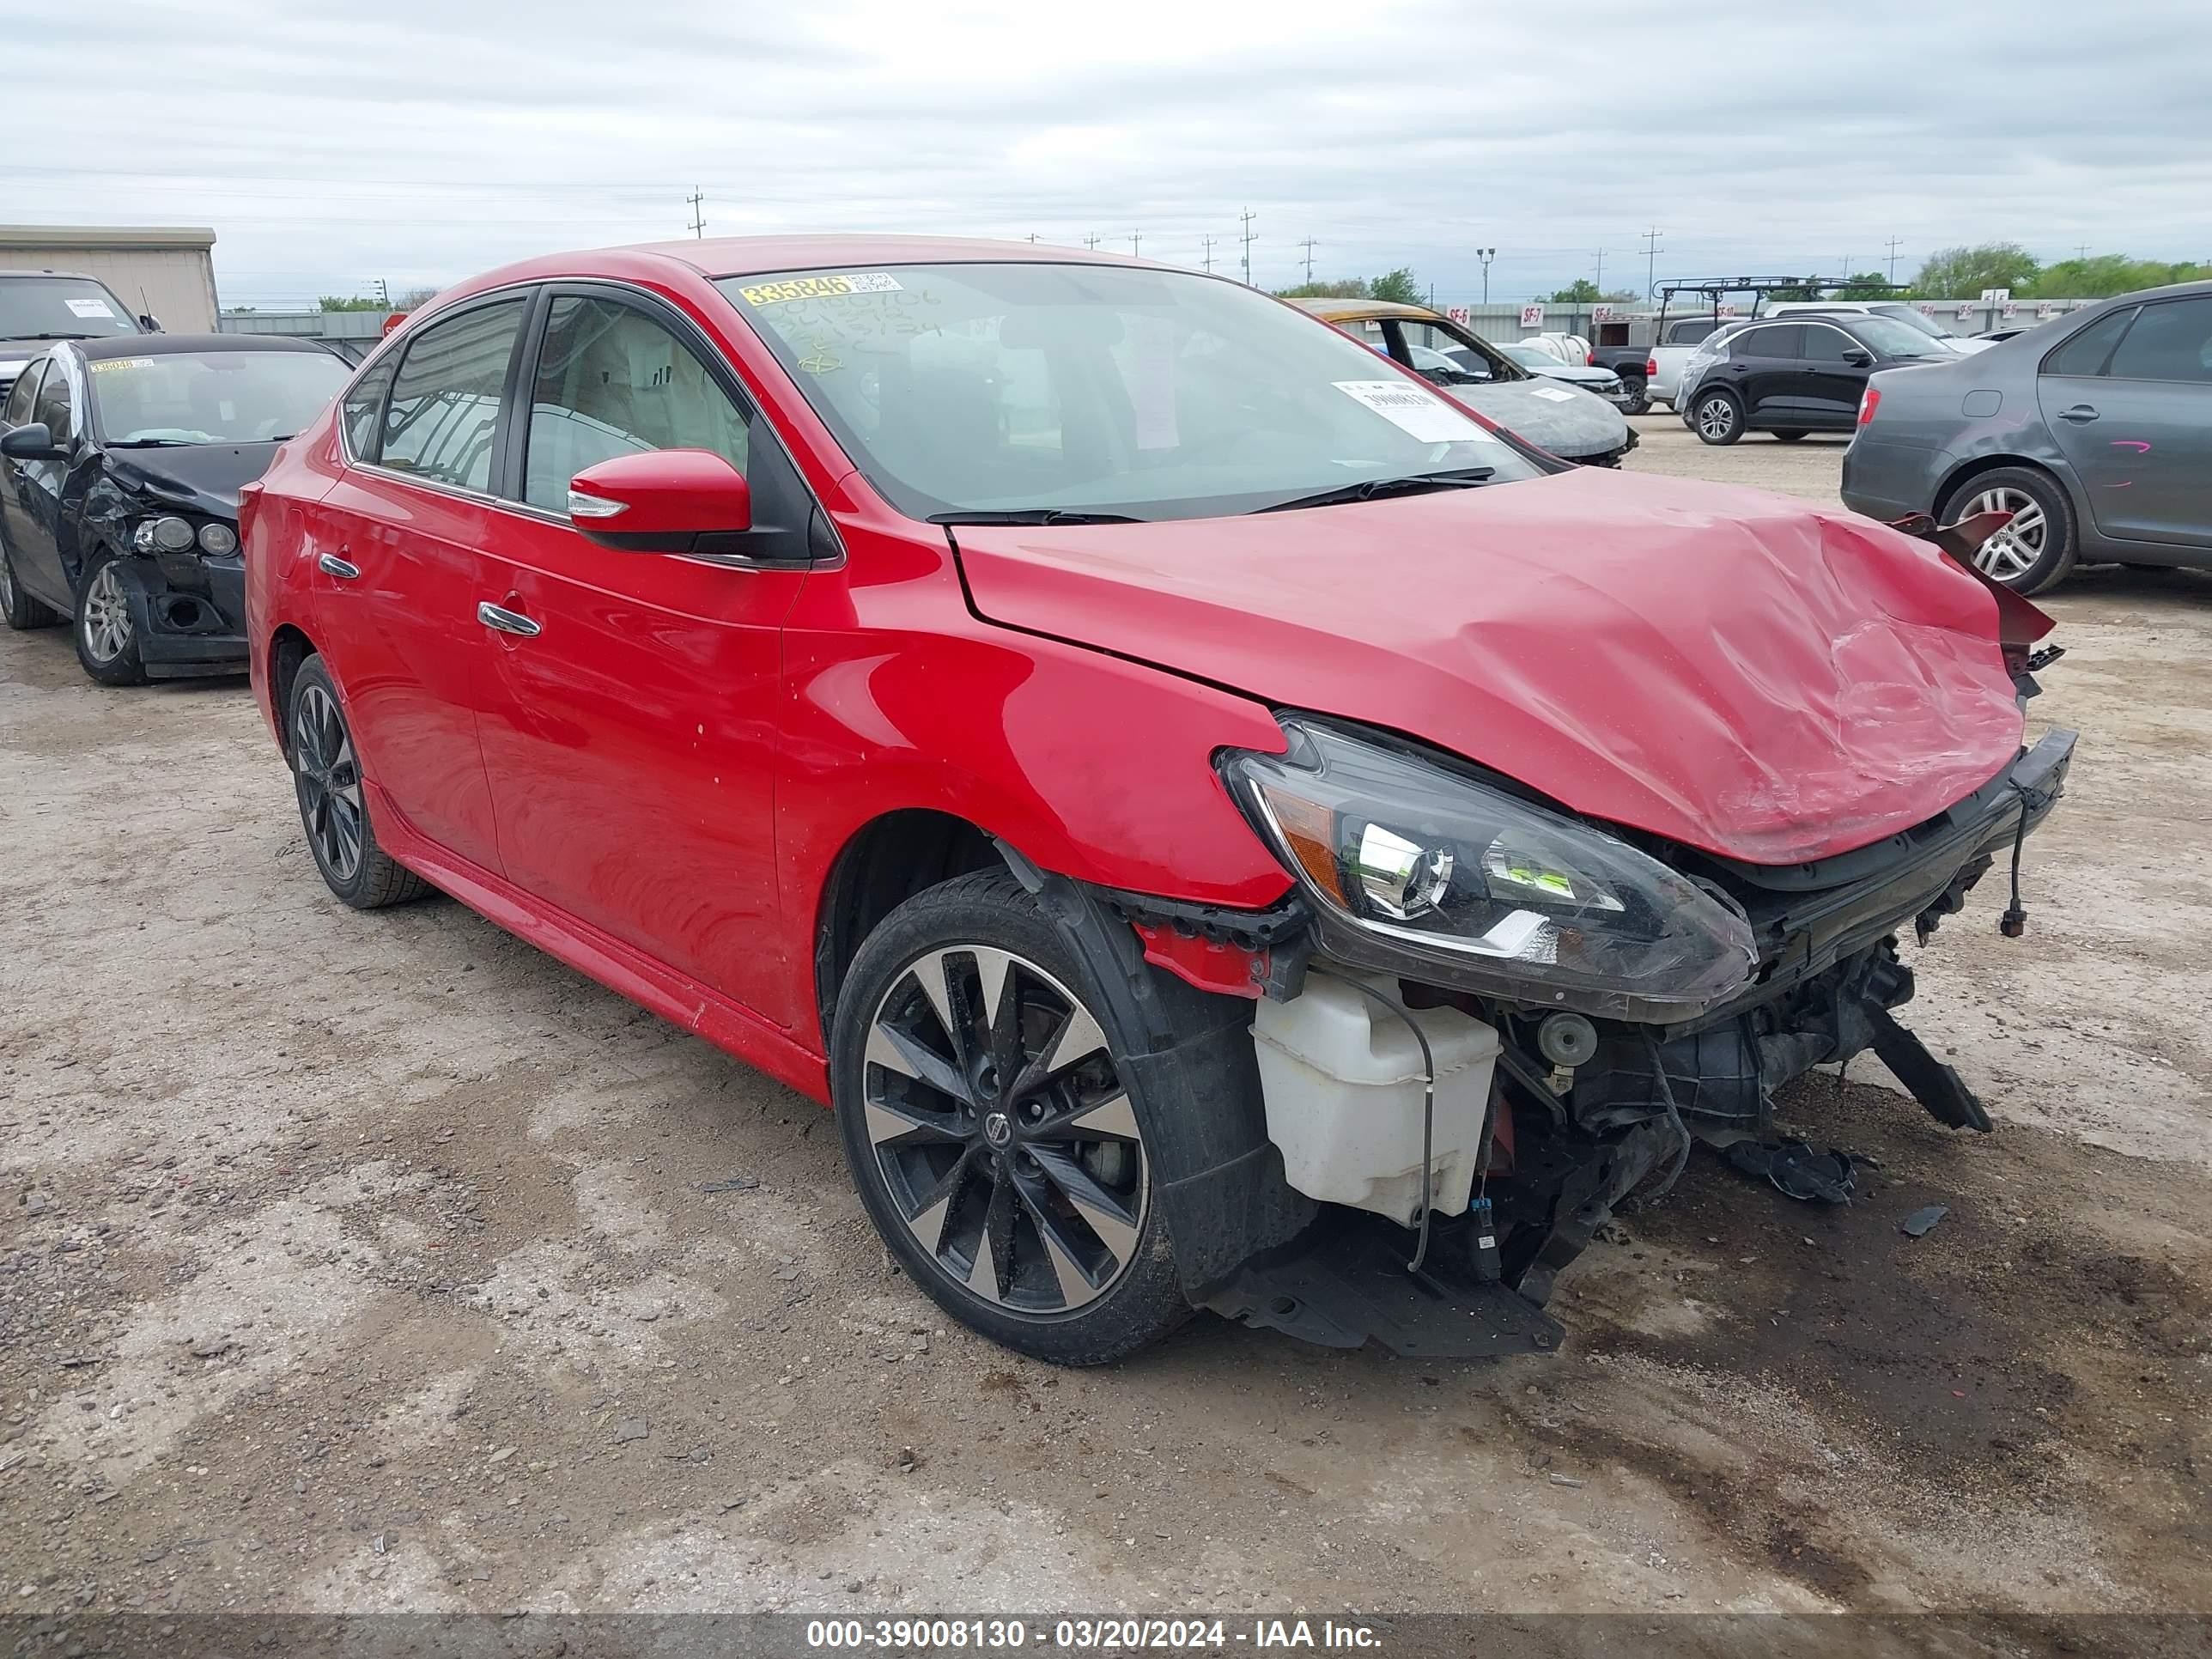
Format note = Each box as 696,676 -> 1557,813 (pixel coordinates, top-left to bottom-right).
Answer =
0,276 -> 144,342
1868,304 -> 1961,342
1498,343 -> 1555,369
718,263 -> 1541,520
1848,317 -> 1953,360
88,350 -> 350,444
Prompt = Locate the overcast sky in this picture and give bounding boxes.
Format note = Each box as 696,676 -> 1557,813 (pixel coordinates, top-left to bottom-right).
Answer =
11,0 -> 2209,309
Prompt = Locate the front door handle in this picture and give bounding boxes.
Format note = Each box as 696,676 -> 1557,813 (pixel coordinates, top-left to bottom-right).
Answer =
477,600 -> 541,639
318,552 -> 361,580
2057,404 -> 2100,423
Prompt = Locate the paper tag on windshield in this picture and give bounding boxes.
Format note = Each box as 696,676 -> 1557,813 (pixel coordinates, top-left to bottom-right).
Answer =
1528,385 -> 1577,402
1334,380 -> 1494,444
88,357 -> 157,373
67,297 -> 118,319
737,272 -> 902,307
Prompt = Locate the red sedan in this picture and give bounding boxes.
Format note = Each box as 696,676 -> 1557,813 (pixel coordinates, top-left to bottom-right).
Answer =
243,236 -> 2072,1364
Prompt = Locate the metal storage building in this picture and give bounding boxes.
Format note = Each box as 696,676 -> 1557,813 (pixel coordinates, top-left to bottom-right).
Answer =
0,225 -> 221,332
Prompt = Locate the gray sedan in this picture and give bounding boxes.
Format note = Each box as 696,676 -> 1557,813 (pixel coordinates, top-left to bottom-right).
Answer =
1841,279 -> 2212,592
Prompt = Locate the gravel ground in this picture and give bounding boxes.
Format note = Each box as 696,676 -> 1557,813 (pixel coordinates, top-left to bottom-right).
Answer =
2,421 -> 2208,1617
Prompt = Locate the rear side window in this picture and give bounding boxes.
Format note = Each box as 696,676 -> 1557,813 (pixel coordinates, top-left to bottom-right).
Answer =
3,361 -> 43,427
1731,325 -> 1801,359
520,295 -> 750,510
2043,307 -> 2136,378
378,299 -> 528,492
1669,319 -> 1719,344
341,356 -> 397,462
2103,297 -> 2212,384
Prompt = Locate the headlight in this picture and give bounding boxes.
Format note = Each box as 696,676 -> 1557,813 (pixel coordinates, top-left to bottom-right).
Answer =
196,521 -> 238,556
1222,719 -> 1757,1019
133,515 -> 197,553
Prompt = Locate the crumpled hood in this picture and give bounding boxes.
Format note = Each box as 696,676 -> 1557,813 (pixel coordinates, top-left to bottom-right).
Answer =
1455,380 -> 1628,458
951,466 -> 2031,866
102,441 -> 279,518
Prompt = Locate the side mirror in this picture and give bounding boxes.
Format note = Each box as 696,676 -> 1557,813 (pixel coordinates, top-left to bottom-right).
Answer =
568,448 -> 752,555
138,313 -> 161,332
1842,348 -> 1875,368
0,422 -> 63,461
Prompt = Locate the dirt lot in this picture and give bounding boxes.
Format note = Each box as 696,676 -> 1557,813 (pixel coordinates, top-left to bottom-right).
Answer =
3,419 -> 2208,1618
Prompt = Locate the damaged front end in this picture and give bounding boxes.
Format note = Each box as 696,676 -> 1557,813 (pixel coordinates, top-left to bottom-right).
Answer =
1139,678 -> 2073,1358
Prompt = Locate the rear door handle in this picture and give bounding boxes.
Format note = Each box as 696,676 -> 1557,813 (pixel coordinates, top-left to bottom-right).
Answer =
318,552 -> 361,580
2057,404 -> 2100,423
477,601 -> 541,638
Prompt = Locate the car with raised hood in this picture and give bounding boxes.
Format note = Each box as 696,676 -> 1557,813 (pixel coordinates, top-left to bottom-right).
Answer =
1,334 -> 349,684
1294,298 -> 1635,466
1843,280 -> 2212,593
241,236 -> 2073,1366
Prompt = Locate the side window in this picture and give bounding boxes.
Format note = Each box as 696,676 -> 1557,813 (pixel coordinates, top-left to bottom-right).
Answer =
1731,325 -> 1800,359
2043,307 -> 2136,379
2103,297 -> 2212,384
1672,319 -> 1718,344
522,295 -> 750,511
1801,326 -> 1853,363
379,298 -> 528,492
32,362 -> 75,444
3,362 -> 44,428
341,356 -> 397,462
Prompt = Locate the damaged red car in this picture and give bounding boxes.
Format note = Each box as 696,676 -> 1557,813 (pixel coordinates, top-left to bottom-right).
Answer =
242,238 -> 2072,1364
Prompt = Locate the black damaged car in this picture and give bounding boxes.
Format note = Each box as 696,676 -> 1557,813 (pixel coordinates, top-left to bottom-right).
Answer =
0,334 -> 349,685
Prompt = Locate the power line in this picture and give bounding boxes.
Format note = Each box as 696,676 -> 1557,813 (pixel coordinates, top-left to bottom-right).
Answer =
1239,208 -> 1256,286
685,187 -> 705,239
1298,235 -> 1318,282
1640,228 -> 1663,297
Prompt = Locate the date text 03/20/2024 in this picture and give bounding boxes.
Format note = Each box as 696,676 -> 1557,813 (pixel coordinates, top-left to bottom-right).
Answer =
804,1618 -> 1382,1650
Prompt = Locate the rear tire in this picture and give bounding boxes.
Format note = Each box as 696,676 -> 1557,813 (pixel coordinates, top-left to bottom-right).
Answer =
0,536 -> 60,629
286,653 -> 434,908
72,550 -> 148,686
1620,378 -> 1650,416
1939,466 -> 2077,595
830,872 -> 1194,1365
1692,391 -> 1744,446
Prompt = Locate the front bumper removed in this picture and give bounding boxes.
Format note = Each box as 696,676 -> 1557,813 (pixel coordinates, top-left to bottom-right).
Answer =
111,550 -> 247,679
1123,732 -> 2075,1360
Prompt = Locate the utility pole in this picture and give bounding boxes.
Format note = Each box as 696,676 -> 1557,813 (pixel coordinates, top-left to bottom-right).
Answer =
1476,247 -> 1496,305
1026,233 -> 1039,244
1239,209 -> 1257,286
373,277 -> 389,307
1298,236 -> 1318,282
1885,236 -> 1905,283
1640,228 -> 1662,297
686,188 -> 705,239
2075,243 -> 2090,260
1200,234 -> 1217,274
1592,246 -> 1606,292
1083,234 -> 1099,251
1130,230 -> 1141,258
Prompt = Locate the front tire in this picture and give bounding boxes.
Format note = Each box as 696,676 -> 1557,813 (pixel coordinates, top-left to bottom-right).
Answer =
831,872 -> 1192,1364
286,654 -> 433,908
72,550 -> 147,686
1772,429 -> 1808,443
1941,466 -> 2077,594
1619,378 -> 1650,416
1692,390 -> 1744,446
0,537 -> 60,630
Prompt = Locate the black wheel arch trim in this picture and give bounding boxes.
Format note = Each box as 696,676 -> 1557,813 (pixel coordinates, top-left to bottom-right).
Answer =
991,839 -> 1318,1293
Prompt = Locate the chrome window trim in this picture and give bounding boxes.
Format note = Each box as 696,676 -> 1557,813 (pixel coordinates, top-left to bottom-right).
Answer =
332,280 -> 540,477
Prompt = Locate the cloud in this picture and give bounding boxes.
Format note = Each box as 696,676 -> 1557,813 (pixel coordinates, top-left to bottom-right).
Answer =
9,0 -> 2209,307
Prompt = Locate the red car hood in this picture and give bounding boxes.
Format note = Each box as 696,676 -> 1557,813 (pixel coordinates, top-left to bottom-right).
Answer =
951,467 -> 2034,866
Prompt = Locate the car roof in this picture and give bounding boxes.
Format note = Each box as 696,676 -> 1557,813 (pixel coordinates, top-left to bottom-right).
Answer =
75,332 -> 329,361
1293,298 -> 1445,323
0,268 -> 115,285
629,234 -> 1152,281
